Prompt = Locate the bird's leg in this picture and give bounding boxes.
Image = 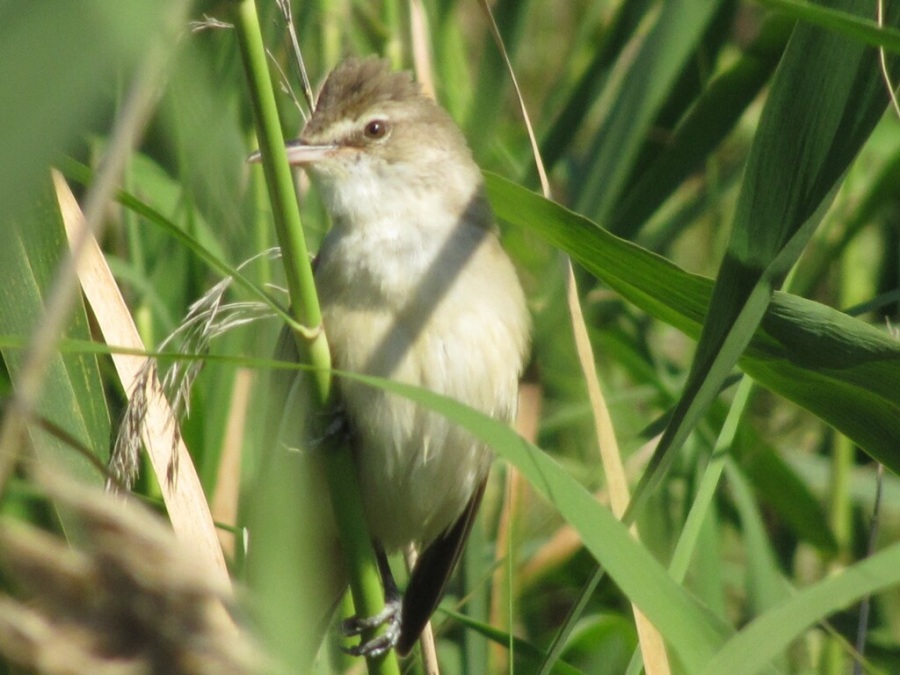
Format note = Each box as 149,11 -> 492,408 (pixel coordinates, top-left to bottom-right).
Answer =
341,545 -> 403,657
314,405 -> 401,657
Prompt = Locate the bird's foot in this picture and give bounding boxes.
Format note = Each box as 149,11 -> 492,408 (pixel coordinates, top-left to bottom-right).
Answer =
307,404 -> 350,450
341,597 -> 402,658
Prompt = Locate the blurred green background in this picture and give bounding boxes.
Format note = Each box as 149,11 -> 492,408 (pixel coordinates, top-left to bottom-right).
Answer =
1,1 -> 900,673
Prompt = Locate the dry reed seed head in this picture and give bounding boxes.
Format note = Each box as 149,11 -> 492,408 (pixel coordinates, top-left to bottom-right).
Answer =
0,595 -> 148,675
109,361 -> 155,491
108,248 -> 283,492
0,473 -> 263,675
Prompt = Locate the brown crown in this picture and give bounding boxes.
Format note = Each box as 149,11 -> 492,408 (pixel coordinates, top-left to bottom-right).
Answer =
304,57 -> 424,137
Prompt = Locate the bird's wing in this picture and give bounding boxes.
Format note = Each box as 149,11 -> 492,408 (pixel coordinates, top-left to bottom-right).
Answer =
396,475 -> 488,655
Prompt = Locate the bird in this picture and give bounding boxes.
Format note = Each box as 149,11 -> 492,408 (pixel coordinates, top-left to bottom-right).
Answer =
268,56 -> 530,658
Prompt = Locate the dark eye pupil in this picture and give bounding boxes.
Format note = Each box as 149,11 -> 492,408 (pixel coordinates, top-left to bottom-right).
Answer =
365,120 -> 386,139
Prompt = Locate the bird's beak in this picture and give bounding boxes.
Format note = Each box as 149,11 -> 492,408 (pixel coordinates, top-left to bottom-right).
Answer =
246,140 -> 337,166
283,140 -> 338,165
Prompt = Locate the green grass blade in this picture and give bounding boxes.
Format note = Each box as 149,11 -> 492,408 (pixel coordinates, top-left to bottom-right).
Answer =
486,174 -> 900,471
630,0 -> 900,517
0,1 -> 156,224
0,179 -> 111,484
535,0 -> 652,174
574,0 -> 723,222
60,159 -> 286,322
735,427 -> 838,554
757,0 -> 900,52
610,14 -> 793,236
700,539 -> 900,675
338,372 -> 732,672
442,609 -> 588,675
466,0 -> 528,156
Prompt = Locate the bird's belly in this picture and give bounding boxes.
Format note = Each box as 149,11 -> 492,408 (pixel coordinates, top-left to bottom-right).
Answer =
322,305 -> 510,550
315,221 -> 528,550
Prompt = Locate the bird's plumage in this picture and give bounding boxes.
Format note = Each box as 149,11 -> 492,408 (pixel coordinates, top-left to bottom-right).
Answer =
283,56 -> 530,656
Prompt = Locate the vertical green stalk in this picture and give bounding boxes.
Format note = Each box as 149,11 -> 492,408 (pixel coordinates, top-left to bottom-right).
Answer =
823,218 -> 873,674
823,432 -> 852,675
233,2 -> 400,673
319,0 -> 343,66
233,0 -> 326,399
382,0 -> 403,67
249,134 -> 272,291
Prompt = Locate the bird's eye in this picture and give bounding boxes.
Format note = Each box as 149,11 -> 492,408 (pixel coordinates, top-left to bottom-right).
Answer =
363,119 -> 388,140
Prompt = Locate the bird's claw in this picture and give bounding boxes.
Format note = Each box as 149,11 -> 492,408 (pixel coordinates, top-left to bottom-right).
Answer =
307,404 -> 349,450
341,597 -> 401,658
